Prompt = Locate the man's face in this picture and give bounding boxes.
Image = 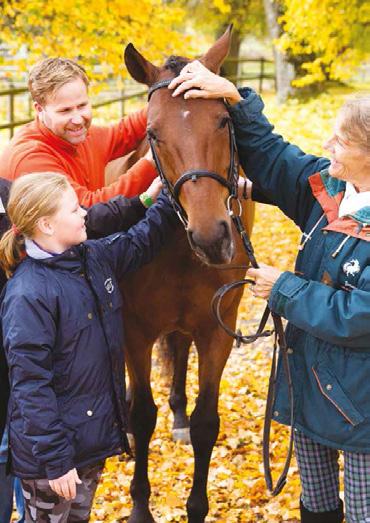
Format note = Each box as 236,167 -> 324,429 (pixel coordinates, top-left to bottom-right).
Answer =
35,77 -> 92,145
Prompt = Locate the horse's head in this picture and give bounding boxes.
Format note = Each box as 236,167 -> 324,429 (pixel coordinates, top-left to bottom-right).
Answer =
124,27 -> 237,265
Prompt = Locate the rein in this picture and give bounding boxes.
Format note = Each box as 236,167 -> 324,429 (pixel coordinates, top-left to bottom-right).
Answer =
212,208 -> 294,496
147,78 -> 294,497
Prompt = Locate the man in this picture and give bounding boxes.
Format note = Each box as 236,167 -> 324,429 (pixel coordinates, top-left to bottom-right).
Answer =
0,58 -> 156,206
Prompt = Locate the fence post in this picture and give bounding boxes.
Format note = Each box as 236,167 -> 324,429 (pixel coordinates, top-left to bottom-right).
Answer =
121,89 -> 125,118
8,85 -> 15,139
259,58 -> 265,94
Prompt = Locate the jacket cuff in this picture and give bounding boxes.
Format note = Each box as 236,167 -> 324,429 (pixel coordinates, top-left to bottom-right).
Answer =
268,271 -> 308,316
227,88 -> 265,125
45,455 -> 75,480
251,185 -> 273,205
131,195 -> 147,215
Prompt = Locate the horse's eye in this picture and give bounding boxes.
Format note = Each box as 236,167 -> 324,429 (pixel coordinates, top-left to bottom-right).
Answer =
147,128 -> 157,141
219,116 -> 231,129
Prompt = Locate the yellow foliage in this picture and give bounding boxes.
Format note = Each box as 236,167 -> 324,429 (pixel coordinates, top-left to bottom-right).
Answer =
179,0 -> 265,39
212,0 -> 232,15
0,0 -> 191,83
278,0 -> 370,87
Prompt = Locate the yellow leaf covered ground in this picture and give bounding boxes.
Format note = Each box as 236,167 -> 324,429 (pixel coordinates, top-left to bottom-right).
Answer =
91,90 -> 358,522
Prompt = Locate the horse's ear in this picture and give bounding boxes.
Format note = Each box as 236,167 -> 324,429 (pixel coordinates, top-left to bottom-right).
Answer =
124,43 -> 159,86
200,25 -> 233,74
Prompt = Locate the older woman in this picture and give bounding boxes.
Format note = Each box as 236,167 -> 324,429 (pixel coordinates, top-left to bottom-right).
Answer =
170,63 -> 370,523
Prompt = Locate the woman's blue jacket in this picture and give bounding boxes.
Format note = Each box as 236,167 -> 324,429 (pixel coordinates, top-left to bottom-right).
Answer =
229,89 -> 370,452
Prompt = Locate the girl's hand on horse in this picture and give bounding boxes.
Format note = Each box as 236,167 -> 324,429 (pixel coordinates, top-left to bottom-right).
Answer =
49,468 -> 82,500
246,263 -> 283,299
168,60 -> 242,105
146,176 -> 163,203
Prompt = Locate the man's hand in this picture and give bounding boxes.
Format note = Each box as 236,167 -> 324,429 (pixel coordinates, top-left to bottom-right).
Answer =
168,60 -> 241,105
49,468 -> 82,500
246,263 -> 283,300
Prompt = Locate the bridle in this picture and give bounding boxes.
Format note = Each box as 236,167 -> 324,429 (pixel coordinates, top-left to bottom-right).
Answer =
147,78 -> 240,228
147,78 -> 294,497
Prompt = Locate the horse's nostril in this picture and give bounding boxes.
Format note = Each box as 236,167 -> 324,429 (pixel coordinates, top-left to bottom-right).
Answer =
188,221 -> 229,248
185,220 -> 234,265
220,220 -> 228,238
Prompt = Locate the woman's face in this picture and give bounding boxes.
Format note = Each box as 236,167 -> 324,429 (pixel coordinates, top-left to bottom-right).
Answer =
324,113 -> 370,190
43,185 -> 87,250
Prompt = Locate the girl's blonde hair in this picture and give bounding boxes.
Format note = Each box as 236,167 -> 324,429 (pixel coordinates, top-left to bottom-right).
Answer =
339,94 -> 370,152
0,172 -> 70,277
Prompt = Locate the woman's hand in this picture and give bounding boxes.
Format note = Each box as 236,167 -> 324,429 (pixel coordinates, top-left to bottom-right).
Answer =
238,176 -> 252,200
246,263 -> 283,300
145,176 -> 163,204
168,60 -> 241,105
49,468 -> 82,500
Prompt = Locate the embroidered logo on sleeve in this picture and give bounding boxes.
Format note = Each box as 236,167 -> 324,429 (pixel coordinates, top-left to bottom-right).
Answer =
104,277 -> 114,294
343,259 -> 360,277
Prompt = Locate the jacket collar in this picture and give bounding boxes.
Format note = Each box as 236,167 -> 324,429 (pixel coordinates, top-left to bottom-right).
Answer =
309,169 -> 370,241
27,243 -> 86,273
25,238 -> 54,259
36,117 -> 80,155
309,169 -> 345,221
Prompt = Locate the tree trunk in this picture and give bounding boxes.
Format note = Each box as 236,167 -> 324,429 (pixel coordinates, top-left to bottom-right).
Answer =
263,0 -> 295,103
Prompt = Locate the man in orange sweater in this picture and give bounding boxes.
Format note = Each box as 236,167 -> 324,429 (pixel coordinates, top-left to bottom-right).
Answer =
0,58 -> 157,206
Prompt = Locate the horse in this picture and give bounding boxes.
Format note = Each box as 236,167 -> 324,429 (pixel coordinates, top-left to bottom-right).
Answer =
120,27 -> 255,523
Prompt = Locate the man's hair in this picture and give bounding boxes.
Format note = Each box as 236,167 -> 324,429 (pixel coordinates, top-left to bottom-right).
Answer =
28,58 -> 89,105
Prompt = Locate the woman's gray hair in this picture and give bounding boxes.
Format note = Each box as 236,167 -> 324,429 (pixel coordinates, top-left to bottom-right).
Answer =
339,94 -> 370,152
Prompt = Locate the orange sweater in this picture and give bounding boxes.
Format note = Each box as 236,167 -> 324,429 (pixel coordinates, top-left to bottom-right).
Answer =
0,108 -> 156,206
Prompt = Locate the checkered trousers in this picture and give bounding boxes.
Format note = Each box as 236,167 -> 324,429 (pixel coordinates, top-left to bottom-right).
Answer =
294,429 -> 370,522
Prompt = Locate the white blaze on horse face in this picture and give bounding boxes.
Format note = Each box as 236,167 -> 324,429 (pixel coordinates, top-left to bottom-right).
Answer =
180,109 -> 193,135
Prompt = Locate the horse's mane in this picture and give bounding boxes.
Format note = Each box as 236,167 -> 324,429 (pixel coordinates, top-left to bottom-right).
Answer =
164,56 -> 190,76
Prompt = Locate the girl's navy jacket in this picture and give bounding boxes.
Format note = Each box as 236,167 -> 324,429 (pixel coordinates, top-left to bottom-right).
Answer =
1,191 -> 177,479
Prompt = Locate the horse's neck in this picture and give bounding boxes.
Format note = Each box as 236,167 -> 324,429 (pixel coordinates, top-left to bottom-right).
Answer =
104,137 -> 149,185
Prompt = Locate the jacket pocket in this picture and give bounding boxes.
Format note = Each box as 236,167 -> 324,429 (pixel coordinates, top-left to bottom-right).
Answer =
54,314 -> 92,394
57,310 -> 92,348
62,393 -> 120,460
312,365 -> 364,427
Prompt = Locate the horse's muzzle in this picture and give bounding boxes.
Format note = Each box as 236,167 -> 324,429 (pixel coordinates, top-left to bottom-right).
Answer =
187,220 -> 235,265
